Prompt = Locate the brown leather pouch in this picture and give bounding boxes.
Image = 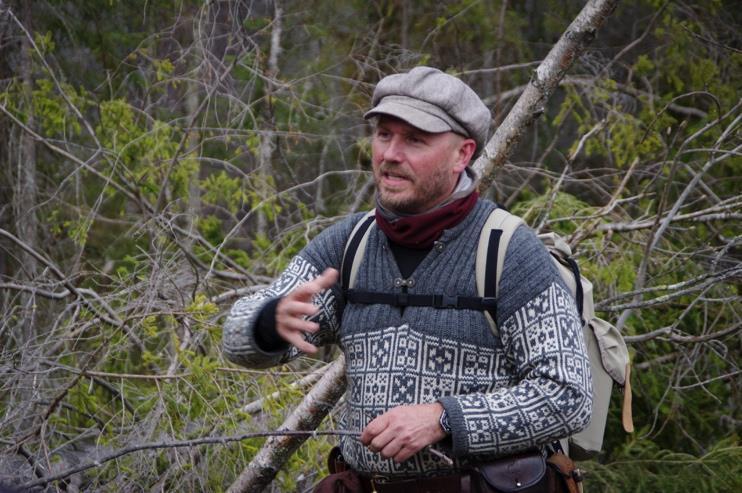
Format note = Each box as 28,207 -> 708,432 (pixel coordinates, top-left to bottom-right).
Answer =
315,447 -> 366,493
546,451 -> 583,493
474,449 -> 549,493
328,446 -> 348,474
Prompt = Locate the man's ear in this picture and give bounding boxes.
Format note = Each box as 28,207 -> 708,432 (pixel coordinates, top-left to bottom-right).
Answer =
453,138 -> 477,172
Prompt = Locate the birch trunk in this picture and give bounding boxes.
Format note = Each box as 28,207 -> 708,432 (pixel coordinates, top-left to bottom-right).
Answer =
256,1 -> 282,237
226,355 -> 347,493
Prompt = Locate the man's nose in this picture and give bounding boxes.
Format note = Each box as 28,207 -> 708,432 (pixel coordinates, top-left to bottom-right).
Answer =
382,137 -> 404,163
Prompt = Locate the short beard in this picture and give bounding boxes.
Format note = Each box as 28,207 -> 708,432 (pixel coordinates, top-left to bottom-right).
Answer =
374,163 -> 452,214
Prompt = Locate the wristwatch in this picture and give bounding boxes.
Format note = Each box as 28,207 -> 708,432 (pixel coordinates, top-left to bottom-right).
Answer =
439,409 -> 452,434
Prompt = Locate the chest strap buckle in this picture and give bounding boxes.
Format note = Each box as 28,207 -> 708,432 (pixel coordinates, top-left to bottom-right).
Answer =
433,294 -> 460,308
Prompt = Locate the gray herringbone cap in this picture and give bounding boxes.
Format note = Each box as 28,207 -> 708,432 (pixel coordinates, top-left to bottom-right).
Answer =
364,66 -> 491,158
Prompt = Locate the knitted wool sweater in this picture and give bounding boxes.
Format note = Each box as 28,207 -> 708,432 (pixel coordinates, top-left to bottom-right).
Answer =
223,199 -> 593,478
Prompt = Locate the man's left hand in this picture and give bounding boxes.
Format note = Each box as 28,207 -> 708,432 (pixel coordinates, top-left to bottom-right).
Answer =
360,402 -> 447,463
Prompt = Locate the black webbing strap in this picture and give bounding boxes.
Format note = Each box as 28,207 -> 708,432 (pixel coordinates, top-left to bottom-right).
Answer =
341,214 -> 376,288
346,289 -> 497,310
483,228 -> 503,322
565,256 -> 584,317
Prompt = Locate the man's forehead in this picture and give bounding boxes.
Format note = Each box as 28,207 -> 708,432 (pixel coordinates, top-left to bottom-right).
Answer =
375,115 -> 444,137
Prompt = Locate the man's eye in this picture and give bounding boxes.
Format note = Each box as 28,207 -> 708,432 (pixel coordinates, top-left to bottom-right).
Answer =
407,136 -> 423,144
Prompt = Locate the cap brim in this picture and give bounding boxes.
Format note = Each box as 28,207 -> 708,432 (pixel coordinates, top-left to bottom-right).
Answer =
364,99 -> 453,134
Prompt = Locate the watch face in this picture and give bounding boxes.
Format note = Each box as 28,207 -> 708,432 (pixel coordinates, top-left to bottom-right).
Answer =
440,410 -> 452,434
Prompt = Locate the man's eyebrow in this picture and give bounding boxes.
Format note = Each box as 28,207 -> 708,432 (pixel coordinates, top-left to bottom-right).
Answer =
373,123 -> 432,139
403,128 -> 433,139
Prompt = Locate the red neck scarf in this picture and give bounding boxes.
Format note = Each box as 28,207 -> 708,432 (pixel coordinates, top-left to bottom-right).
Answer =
375,191 -> 479,249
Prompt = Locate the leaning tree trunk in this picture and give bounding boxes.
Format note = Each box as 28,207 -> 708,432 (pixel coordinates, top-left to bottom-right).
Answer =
228,1 -> 620,491
226,355 -> 347,493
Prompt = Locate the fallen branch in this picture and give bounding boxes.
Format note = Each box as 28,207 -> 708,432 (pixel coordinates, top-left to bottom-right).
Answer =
598,266 -> 741,305
599,266 -> 741,312
624,321 -> 741,344
241,364 -> 329,415
21,429 -> 359,490
0,228 -> 147,353
597,212 -> 742,233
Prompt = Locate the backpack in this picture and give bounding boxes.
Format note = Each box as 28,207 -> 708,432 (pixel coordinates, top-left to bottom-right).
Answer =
341,208 -> 634,459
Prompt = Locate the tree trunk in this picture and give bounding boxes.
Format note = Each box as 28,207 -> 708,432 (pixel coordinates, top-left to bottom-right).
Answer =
226,355 -> 347,493
12,0 -> 38,348
256,1 -> 283,237
185,79 -> 202,248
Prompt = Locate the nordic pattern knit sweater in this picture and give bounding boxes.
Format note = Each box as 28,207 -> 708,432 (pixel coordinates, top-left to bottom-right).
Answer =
223,199 -> 593,478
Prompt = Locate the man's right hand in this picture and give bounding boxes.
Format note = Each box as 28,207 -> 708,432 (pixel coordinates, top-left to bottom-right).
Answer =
275,268 -> 338,354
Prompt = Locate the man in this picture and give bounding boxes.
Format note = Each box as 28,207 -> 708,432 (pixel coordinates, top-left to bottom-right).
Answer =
223,66 -> 592,490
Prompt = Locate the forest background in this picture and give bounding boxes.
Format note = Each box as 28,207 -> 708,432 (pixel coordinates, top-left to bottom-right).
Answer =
0,0 -> 739,491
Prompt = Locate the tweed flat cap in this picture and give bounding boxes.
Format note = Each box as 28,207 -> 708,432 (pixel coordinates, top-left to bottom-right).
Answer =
364,66 -> 491,158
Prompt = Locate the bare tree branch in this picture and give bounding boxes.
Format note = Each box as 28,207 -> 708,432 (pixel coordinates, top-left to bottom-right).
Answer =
22,429 -> 359,490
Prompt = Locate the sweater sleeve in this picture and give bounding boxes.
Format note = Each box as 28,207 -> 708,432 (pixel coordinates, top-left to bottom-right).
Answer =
222,213 -> 363,369
439,225 -> 593,457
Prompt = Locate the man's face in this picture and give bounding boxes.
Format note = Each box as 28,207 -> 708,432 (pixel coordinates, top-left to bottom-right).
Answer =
371,116 -> 475,214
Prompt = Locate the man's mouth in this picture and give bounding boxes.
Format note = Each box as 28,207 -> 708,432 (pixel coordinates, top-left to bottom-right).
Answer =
383,171 -> 409,181
380,166 -> 412,185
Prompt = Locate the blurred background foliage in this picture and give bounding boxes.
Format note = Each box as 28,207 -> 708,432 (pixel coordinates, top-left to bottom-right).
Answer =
0,0 -> 739,491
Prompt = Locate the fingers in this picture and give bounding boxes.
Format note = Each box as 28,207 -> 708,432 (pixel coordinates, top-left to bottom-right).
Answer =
277,299 -> 320,329
279,327 -> 319,355
315,268 -> 339,289
275,298 -> 320,354
361,413 -> 400,459
365,422 -> 414,462
370,428 -> 401,458
360,403 -> 447,463
360,414 -> 387,446
289,268 -> 339,303
274,268 -> 339,355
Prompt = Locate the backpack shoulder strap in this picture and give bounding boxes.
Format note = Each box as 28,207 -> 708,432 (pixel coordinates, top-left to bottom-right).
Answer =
341,210 -> 376,290
476,208 -> 524,335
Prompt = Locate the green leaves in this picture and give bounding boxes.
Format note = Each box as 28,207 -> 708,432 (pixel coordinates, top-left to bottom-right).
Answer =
201,171 -> 248,214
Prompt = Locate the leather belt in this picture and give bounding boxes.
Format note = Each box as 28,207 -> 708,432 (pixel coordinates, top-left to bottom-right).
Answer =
362,473 -> 474,493
324,447 -> 476,493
